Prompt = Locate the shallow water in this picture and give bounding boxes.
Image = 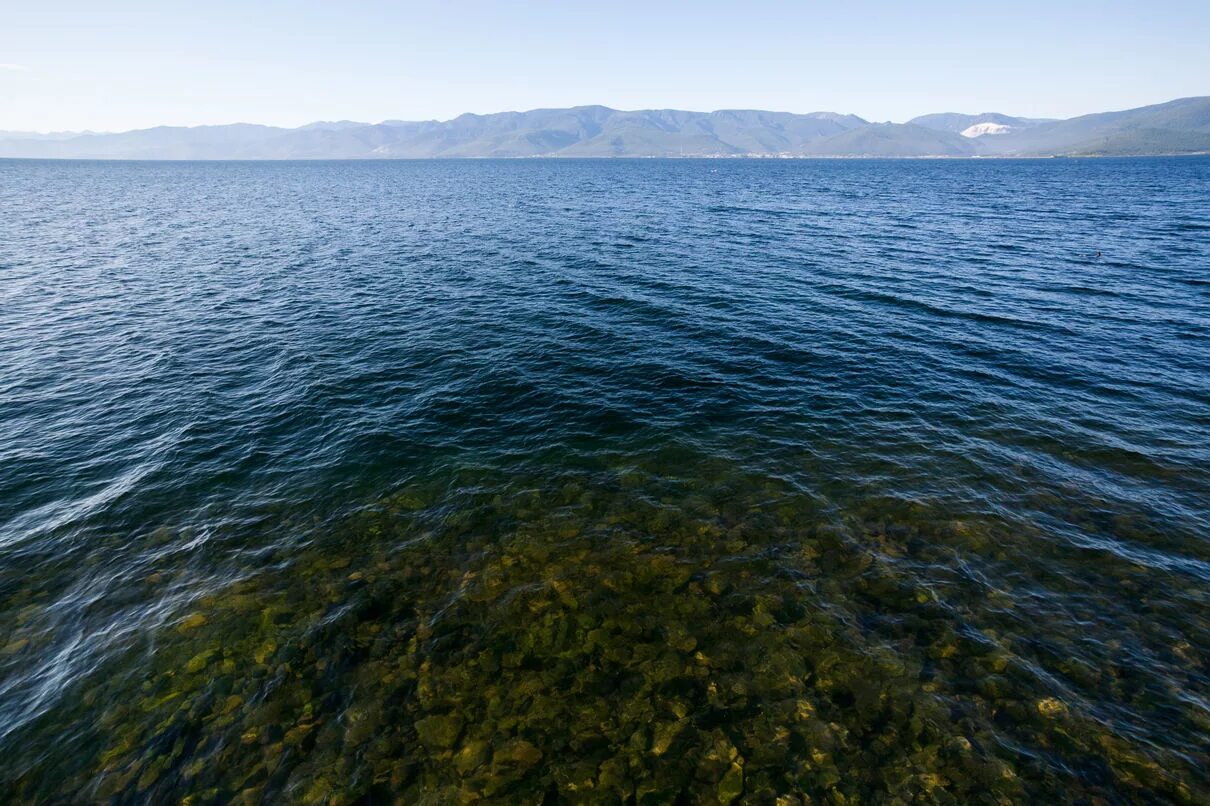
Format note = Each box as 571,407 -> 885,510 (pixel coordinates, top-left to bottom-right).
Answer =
1,157 -> 1208,803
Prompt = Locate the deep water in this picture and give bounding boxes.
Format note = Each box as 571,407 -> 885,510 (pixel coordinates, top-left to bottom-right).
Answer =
1,157 -> 1208,804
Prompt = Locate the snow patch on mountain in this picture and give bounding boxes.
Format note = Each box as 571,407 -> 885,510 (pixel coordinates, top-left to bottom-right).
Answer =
961,122 -> 1013,138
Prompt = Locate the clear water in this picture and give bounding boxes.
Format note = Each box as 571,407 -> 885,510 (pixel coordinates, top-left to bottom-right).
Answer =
1,157 -> 1207,803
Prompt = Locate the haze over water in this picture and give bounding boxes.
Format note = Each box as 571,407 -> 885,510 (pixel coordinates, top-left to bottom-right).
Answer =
1,157 -> 1208,802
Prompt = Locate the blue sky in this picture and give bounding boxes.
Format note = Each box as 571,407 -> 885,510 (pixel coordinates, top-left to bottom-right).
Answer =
1,1 -> 1207,132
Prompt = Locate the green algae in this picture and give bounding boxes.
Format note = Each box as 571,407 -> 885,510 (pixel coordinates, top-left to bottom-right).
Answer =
2,458 -> 1207,804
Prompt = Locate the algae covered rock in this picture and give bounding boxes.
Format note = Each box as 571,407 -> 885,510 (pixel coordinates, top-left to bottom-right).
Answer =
718,760 -> 744,803
415,714 -> 464,750
495,738 -> 542,768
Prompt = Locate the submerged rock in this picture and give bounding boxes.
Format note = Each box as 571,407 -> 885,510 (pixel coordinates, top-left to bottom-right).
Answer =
718,760 -> 744,803
415,714 -> 464,750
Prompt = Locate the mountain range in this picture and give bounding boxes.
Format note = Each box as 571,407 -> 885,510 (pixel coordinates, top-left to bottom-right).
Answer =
2,97 -> 1208,160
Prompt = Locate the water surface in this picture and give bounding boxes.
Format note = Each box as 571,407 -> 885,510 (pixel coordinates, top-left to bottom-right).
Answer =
1,157 -> 1208,803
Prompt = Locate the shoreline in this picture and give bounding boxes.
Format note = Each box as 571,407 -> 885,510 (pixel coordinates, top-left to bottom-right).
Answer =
2,152 -> 1208,163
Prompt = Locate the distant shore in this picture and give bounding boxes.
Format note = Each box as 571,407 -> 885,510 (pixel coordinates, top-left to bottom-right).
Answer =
2,97 -> 1208,160
3,152 -> 1208,162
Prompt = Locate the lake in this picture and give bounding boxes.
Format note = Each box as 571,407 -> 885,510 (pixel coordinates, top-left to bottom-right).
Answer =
1,157 -> 1207,802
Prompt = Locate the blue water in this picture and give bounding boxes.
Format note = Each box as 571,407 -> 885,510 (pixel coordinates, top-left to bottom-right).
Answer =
1,157 -> 1208,802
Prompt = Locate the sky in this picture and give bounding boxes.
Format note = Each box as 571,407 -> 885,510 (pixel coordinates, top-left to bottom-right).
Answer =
1,1 -> 1207,132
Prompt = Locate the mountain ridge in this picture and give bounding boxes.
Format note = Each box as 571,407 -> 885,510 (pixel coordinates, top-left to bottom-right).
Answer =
2,97 -> 1207,159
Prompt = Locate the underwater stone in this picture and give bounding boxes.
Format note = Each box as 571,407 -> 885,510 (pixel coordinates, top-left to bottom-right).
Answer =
597,756 -> 630,795
177,613 -> 207,632
718,761 -> 744,803
415,714 -> 464,750
454,739 -> 491,773
1,638 -> 30,655
498,738 -> 543,767
650,720 -> 686,757
1035,698 -> 1067,718
184,650 -> 216,674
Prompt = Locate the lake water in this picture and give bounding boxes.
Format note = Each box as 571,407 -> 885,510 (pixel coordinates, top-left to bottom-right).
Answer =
1,157 -> 1207,802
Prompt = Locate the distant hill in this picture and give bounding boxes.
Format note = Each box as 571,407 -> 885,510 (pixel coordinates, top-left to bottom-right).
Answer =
295,121 -> 371,132
2,97 -> 1207,159
1062,128 -> 1210,157
0,129 -> 93,141
909,112 -> 1053,137
974,97 -> 1210,156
